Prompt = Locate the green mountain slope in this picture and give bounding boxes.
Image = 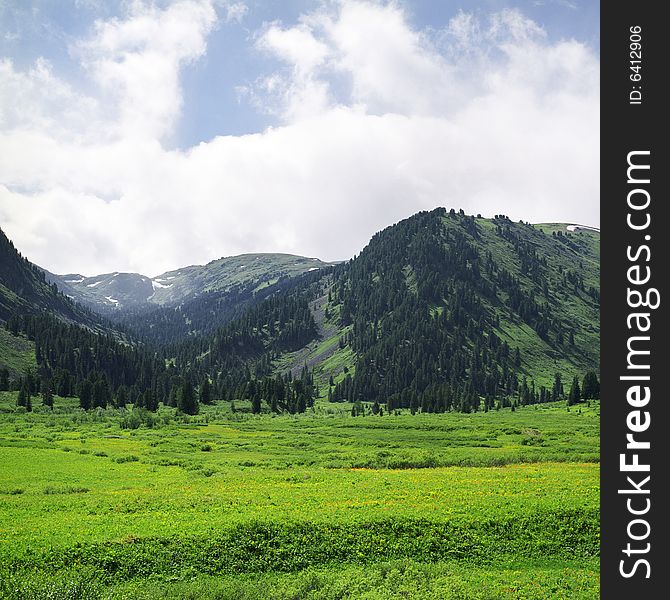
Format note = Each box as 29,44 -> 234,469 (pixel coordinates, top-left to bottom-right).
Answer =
275,209 -> 599,405
0,227 -> 98,326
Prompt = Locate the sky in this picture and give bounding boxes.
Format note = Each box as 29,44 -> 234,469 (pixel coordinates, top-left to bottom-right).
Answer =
0,0 -> 599,277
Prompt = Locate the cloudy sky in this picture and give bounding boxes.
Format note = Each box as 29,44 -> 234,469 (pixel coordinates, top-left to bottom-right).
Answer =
0,0 -> 599,277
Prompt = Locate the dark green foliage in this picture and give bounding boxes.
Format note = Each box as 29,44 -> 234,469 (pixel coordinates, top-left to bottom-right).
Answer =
115,385 -> 129,408
7,312 -> 177,412
0,368 -> 9,391
40,377 -> 53,408
177,378 -> 198,415
92,376 -> 112,409
17,383 -> 31,411
55,370 -> 74,397
551,373 -> 564,402
140,389 -> 158,412
582,371 -> 600,400
199,378 -> 212,405
567,376 -> 581,406
79,380 -> 93,410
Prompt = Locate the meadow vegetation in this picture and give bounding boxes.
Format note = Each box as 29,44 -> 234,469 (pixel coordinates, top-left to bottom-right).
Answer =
0,392 -> 599,599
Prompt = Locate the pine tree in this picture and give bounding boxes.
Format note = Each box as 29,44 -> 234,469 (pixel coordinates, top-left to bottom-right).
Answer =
17,385 -> 27,408
582,371 -> 600,400
16,380 -> 32,411
177,378 -> 198,415
41,378 -> 54,408
92,376 -> 112,409
409,392 -> 418,415
551,372 -> 563,402
116,386 -> 128,408
199,378 -> 212,405
0,368 -> 9,391
79,379 -> 92,410
143,389 -> 158,412
568,375 -> 581,406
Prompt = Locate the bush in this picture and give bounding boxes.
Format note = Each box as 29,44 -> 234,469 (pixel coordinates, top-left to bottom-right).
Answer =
114,455 -> 139,464
43,486 -> 90,495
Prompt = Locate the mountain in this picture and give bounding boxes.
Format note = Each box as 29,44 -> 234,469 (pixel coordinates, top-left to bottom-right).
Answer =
0,226 -> 108,377
168,208 -> 599,410
0,227 -> 97,326
2,209 -> 600,414
316,209 -> 600,404
47,254 -> 337,312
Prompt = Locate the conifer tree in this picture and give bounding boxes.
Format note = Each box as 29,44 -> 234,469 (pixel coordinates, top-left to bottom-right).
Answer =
92,376 -> 112,409
17,384 -> 27,408
0,368 -> 9,391
79,379 -> 92,410
582,371 -> 600,400
41,378 -> 53,408
177,378 -> 198,415
115,386 -> 128,408
551,373 -> 563,402
199,378 -> 212,405
568,375 -> 581,406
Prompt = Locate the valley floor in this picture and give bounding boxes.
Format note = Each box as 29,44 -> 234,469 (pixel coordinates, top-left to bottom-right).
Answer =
0,394 -> 600,599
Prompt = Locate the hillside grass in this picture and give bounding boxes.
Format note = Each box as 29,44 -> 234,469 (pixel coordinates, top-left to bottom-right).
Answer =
0,394 -> 599,597
0,328 -> 36,376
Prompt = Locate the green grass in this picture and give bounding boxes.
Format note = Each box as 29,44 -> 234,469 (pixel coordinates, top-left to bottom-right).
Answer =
0,394 -> 599,598
0,558 -> 600,599
0,328 -> 36,376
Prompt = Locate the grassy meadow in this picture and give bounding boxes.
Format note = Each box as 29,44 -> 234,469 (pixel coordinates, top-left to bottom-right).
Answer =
0,393 -> 599,599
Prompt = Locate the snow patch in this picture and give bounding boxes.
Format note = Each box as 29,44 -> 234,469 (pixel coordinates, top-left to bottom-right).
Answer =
152,280 -> 172,290
567,224 -> 600,233
65,278 -> 84,283
105,296 -> 119,305
308,267 -> 320,271
86,280 -> 103,288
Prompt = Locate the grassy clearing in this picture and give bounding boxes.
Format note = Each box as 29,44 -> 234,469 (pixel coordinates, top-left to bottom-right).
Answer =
0,394 -> 599,597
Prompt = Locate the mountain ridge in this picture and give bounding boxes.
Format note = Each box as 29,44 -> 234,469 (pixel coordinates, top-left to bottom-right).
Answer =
45,253 -> 338,313
1,209 -> 599,415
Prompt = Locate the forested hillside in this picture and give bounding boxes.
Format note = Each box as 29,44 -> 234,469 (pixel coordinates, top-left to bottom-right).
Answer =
0,228 -> 98,326
1,209 -> 599,415
323,208 -> 599,410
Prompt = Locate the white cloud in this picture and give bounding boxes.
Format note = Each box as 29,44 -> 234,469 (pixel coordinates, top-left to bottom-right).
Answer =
220,1 -> 248,24
73,0 -> 217,141
0,0 -> 598,277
